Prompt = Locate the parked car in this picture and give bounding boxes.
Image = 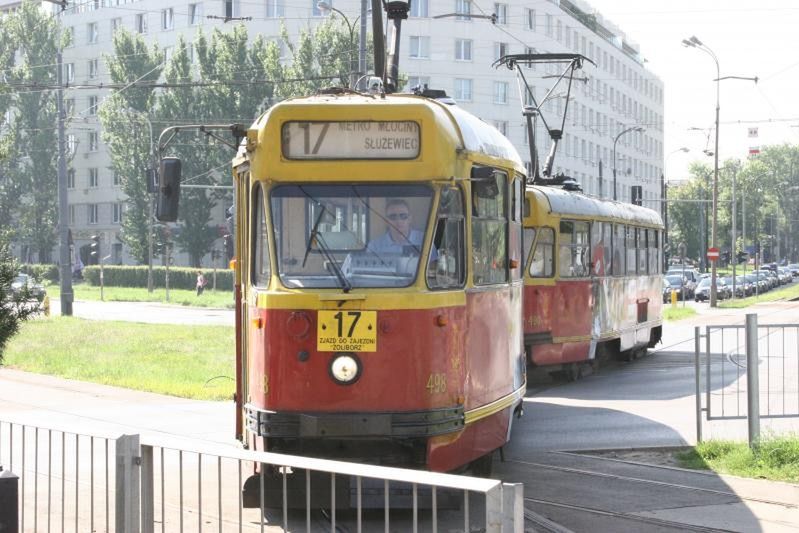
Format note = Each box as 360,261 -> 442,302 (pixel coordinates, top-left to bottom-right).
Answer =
664,274 -> 691,301
11,273 -> 46,302
694,277 -> 732,302
777,268 -> 792,284
786,264 -> 799,277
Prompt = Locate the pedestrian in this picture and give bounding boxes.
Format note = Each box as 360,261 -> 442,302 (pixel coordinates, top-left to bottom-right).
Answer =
196,270 -> 206,296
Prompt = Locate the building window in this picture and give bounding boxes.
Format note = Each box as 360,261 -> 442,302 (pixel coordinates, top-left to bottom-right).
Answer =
113,203 -> 123,223
89,132 -> 98,152
69,204 -> 75,225
455,0 -> 471,20
189,3 -> 203,24
409,36 -> 430,59
545,13 -> 553,36
88,204 -> 98,225
407,75 -> 431,92
111,17 -> 122,33
494,121 -> 508,136
164,46 -> 174,61
67,169 -> 75,189
454,78 -> 472,101
65,63 -> 74,83
225,0 -> 239,18
493,81 -> 508,104
89,168 -> 98,188
311,0 -> 324,16
67,134 -> 77,154
494,42 -> 508,61
410,0 -> 428,17
65,98 -> 75,117
266,0 -> 283,17
455,39 -> 472,61
136,14 -> 148,33
88,59 -> 98,79
87,95 -> 97,115
526,8 -> 535,30
161,8 -> 174,30
494,3 -> 507,25
65,27 -> 74,47
87,22 -> 98,44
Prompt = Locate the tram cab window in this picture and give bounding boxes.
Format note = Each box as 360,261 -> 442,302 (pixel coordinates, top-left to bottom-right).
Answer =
270,184 -> 434,289
529,227 -> 554,278
558,220 -> 590,278
602,222 -> 613,276
428,187 -> 465,289
472,170 -> 508,285
252,183 -> 271,286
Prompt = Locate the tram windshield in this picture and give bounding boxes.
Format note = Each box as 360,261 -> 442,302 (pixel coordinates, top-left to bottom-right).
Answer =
270,184 -> 434,289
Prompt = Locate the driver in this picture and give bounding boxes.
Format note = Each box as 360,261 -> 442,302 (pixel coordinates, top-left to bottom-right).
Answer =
366,199 -> 424,255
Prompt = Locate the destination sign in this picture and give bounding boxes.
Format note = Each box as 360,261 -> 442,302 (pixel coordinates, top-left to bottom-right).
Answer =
282,121 -> 420,160
317,310 -> 377,352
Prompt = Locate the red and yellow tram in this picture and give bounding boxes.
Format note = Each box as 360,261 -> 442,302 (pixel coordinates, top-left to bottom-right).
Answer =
522,185 -> 664,378
220,93 -> 526,482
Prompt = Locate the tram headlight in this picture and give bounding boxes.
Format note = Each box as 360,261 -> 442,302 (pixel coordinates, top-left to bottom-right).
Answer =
329,353 -> 361,385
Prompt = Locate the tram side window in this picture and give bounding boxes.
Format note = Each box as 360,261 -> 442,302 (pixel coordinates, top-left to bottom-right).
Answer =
602,222 -> 613,276
510,176 -> 523,280
626,225 -> 637,275
252,183 -> 271,286
590,221 -> 602,276
529,227 -> 554,277
428,187 -> 465,289
649,229 -> 659,274
472,171 -> 508,285
559,220 -> 590,278
637,227 -> 647,274
613,224 -> 625,276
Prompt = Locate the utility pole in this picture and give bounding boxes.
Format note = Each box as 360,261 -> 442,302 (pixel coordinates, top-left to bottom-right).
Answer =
359,0 -> 367,90
56,41 -> 73,315
731,167 -> 737,298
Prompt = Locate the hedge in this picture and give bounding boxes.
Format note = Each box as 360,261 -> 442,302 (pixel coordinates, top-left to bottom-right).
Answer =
83,265 -> 234,291
19,263 -> 60,283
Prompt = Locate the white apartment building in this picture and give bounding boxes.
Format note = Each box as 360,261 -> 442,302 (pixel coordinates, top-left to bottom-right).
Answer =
49,0 -> 663,266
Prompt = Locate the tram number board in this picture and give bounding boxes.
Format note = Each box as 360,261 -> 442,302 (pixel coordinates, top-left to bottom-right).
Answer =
282,121 -> 420,160
317,310 -> 377,352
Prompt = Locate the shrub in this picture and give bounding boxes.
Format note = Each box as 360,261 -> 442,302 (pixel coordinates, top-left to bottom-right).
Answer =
19,263 -> 59,283
83,265 -> 234,291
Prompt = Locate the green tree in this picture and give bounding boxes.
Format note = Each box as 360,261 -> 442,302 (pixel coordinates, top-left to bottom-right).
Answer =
4,1 -> 65,262
0,16 -> 19,230
0,231 -> 39,361
99,29 -> 163,264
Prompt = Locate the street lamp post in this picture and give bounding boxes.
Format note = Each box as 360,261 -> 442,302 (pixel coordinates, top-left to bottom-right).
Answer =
318,1 -> 358,89
682,35 -> 757,307
612,126 -> 644,201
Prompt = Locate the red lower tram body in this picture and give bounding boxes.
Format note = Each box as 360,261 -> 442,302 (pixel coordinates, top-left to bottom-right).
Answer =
242,288 -> 525,477
524,276 -> 663,371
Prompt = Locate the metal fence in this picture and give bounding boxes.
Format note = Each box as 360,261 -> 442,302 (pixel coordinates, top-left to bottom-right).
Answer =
0,418 -> 523,532
694,313 -> 799,444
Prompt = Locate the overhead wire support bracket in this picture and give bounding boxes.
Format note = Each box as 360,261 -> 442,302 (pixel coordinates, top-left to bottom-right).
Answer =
157,124 -> 248,159
493,53 -> 595,184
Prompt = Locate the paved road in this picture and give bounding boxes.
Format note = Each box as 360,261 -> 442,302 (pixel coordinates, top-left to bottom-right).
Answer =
5,299 -> 799,531
53,298 -> 234,326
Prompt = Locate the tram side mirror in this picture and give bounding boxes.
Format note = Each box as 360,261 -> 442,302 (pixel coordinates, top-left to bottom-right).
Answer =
471,167 -> 499,199
156,157 -> 182,222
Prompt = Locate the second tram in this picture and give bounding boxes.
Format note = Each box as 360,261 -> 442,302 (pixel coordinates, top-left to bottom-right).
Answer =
522,185 -> 664,378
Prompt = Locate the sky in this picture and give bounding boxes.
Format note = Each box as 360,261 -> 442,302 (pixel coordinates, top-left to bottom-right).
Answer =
579,0 -> 799,181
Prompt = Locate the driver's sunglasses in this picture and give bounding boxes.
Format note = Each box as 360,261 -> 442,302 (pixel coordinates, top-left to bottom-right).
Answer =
387,213 -> 409,221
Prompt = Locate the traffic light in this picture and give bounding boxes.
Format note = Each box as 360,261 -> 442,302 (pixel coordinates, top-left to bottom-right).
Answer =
90,234 -> 100,257
223,234 -> 234,261
737,251 -> 748,264
721,250 -> 730,264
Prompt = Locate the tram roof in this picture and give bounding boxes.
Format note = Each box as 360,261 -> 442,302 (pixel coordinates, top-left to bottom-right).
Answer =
244,93 -> 524,172
527,185 -> 664,227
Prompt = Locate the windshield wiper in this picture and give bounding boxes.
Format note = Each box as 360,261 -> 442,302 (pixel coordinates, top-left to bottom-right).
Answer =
302,205 -> 351,292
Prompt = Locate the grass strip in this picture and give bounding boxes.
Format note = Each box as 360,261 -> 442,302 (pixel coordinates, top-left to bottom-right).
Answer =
676,436 -> 799,483
46,282 -> 234,309
719,282 -> 799,308
3,316 -> 235,401
663,307 -> 697,321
